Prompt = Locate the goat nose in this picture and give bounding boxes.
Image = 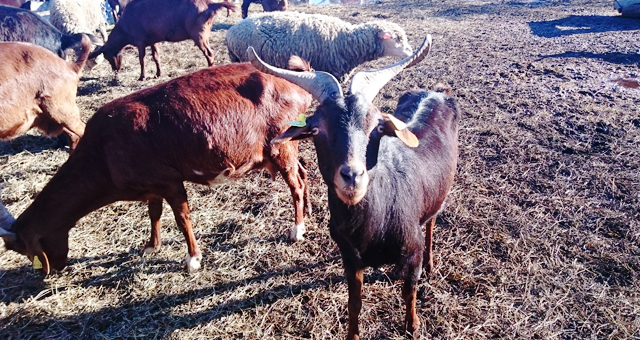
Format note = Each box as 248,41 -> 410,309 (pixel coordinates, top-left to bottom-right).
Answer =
339,163 -> 365,185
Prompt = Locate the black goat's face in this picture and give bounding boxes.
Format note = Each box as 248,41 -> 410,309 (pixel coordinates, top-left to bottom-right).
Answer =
105,50 -> 123,72
275,94 -> 379,206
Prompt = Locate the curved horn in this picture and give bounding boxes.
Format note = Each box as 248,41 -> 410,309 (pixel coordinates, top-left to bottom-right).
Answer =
247,46 -> 343,104
0,184 -> 16,240
350,35 -> 433,103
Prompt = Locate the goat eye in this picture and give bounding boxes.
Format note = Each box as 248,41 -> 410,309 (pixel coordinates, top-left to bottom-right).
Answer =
311,127 -> 320,136
376,125 -> 385,134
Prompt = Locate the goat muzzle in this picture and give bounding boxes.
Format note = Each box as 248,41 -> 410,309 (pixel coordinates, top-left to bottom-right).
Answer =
334,162 -> 369,206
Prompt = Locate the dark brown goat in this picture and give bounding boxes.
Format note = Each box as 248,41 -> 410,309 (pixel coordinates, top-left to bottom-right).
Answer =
0,39 -> 91,151
249,36 -> 459,339
0,61 -> 312,274
241,0 -> 287,19
90,0 -> 234,80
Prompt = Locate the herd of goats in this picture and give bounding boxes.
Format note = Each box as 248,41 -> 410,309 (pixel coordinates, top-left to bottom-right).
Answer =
0,0 -> 459,338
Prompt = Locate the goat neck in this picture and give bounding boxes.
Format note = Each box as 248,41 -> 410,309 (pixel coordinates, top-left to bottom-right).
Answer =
0,146 -> 117,274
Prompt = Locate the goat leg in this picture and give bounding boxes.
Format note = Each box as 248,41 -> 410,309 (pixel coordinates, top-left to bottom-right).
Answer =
297,161 -> 312,218
345,266 -> 364,340
137,45 -> 147,81
165,184 -> 202,272
281,164 -> 306,241
151,44 -> 162,78
423,217 -> 435,277
142,197 -> 163,254
196,37 -> 215,67
402,257 -> 422,337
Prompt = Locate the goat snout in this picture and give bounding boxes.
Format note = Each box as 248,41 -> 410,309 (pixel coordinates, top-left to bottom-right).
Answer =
334,162 -> 369,206
339,164 -> 365,185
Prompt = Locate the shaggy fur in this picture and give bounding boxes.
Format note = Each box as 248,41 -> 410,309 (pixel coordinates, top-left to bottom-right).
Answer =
273,88 -> 459,340
225,11 -> 412,81
49,0 -> 108,42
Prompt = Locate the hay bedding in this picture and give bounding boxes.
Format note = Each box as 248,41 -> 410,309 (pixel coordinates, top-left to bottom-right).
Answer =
1,0 -> 639,338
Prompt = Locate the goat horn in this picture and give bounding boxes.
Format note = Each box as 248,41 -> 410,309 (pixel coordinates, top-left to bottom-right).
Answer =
350,35 -> 433,104
0,184 -> 16,240
247,46 -> 343,104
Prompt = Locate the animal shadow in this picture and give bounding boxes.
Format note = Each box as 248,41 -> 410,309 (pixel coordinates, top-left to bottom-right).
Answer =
0,135 -> 69,156
528,15 -> 640,38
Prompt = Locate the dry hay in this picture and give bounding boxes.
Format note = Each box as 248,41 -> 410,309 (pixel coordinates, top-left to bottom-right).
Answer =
1,0 -> 639,339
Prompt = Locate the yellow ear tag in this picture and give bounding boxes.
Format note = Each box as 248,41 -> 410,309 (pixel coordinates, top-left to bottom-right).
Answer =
286,114 -> 307,127
33,255 -> 43,270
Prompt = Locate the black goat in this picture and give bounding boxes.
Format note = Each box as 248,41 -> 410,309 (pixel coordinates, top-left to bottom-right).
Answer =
249,36 -> 460,339
0,5 -> 94,59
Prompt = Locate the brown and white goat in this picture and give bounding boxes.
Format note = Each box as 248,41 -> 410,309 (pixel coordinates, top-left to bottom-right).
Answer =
0,39 -> 90,151
249,36 -> 460,339
90,0 -> 234,80
0,61 -> 312,274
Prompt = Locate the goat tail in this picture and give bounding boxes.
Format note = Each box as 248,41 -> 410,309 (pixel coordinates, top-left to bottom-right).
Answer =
208,0 -> 236,17
70,34 -> 92,74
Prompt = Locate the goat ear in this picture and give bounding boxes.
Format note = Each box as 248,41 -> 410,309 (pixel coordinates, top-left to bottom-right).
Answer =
272,125 -> 316,144
27,239 -> 51,274
395,129 -> 419,148
379,31 -> 392,40
382,114 -> 419,147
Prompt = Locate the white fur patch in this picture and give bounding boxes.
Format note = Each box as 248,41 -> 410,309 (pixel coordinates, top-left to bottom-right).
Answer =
290,223 -> 306,242
193,170 -> 204,176
185,253 -> 203,272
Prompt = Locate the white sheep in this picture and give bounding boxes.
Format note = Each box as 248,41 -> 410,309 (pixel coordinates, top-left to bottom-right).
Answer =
225,11 -> 413,81
49,0 -> 108,42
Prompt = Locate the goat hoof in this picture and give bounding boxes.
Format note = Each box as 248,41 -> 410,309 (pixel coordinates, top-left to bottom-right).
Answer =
140,245 -> 158,255
185,253 -> 203,272
404,317 -> 420,338
289,223 -> 306,242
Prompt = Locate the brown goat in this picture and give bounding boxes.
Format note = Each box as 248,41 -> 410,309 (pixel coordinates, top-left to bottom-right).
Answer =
0,0 -> 25,7
0,39 -> 90,151
0,61 -> 312,274
90,0 -> 234,80
249,36 -> 459,339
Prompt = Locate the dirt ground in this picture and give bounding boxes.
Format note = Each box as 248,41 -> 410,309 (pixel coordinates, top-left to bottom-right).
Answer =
1,0 -> 639,339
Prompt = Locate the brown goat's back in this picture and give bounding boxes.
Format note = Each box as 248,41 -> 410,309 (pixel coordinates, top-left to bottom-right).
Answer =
81,63 -> 310,188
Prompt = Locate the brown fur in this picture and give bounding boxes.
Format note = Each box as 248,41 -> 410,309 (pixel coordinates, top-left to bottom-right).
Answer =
0,62 -> 313,274
91,0 -> 235,80
0,0 -> 25,7
0,39 -> 90,151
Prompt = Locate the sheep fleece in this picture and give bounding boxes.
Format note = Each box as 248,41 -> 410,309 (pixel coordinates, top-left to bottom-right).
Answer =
225,11 -> 409,80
